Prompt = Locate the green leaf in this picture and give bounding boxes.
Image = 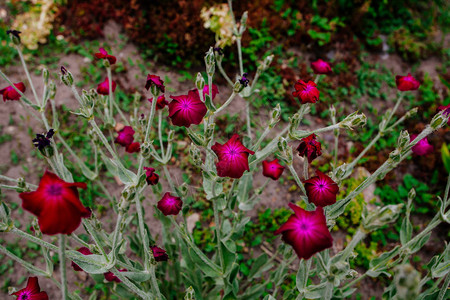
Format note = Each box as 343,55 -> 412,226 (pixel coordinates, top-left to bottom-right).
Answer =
400,217 -> 413,246
68,252 -> 108,274
221,241 -> 237,275
202,172 -> 223,200
188,247 -> 220,277
121,271 -> 151,282
409,232 -> 431,253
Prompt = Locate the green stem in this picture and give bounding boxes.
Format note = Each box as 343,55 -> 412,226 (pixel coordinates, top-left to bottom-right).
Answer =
303,159 -> 309,180
158,110 -> 165,158
16,45 -> 40,105
437,273 -> 450,300
59,235 -> 68,300
251,126 -> 271,151
135,194 -> 150,270
111,268 -> 151,299
0,244 -> 48,276
246,101 -> 252,140
213,191 -> 225,272
213,92 -> 237,115
149,265 -> 162,299
287,164 -> 307,200
163,165 -> 177,194
216,60 -> 234,87
107,67 -> 114,122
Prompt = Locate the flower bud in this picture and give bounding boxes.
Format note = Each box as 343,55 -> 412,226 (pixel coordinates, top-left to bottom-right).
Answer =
238,11 -> 248,35
362,204 -> 403,232
184,286 -> 195,300
277,137 -> 288,153
332,163 -> 352,183
102,58 -> 110,68
257,54 -> 274,74
60,66 -> 74,86
0,200 -> 13,233
204,47 -> 215,76
389,149 -> 402,163
431,111 -> 449,129
140,142 -> 152,159
330,105 -> 336,119
269,103 -> 281,128
340,112 -> 367,130
408,188 -> 416,200
48,80 -> 56,99
42,68 -> 49,85
189,143 -> 202,166
289,112 -> 301,133
393,264 -> 421,300
397,130 -> 410,150
6,29 -> 21,45
168,130 -> 175,142
233,80 -> 244,93
188,131 -> 205,147
195,73 -> 205,91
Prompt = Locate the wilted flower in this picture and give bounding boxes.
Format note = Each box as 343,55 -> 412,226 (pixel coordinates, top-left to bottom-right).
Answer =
94,48 -> 116,65
275,203 -> 333,260
115,126 -> 135,147
296,134 -> 322,163
239,73 -> 250,87
211,134 -> 255,178
104,269 -> 127,283
201,84 -> 219,100
169,90 -> 207,127
145,74 -> 165,93
292,80 -> 320,104
0,82 -> 26,101
11,277 -> 48,300
19,170 -> 90,235
150,245 -> 169,262
125,142 -> 140,153
71,247 -> 93,271
32,129 -> 54,151
148,95 -> 169,110
213,47 -> 224,55
304,171 -> 339,207
97,77 -> 116,95
6,29 -> 21,42
201,4 -> 235,47
262,158 -> 285,180
395,74 -> 420,91
157,192 -> 183,216
310,59 -> 332,74
144,167 -> 159,185
410,134 -> 434,156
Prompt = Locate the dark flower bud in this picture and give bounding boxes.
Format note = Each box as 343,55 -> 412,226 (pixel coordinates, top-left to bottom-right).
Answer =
6,29 -> 21,45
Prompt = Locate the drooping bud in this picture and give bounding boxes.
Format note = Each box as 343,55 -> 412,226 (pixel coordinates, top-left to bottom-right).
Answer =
6,29 -> 21,45
60,66 -> 74,86
340,112 -> 367,130
269,103 -> 281,128
362,204 -> 403,232
204,47 -> 215,76
397,130 -> 410,150
238,11 -> 248,35
431,111 -> 449,129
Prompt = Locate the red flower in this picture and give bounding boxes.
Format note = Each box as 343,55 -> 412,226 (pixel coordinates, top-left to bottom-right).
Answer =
150,245 -> 169,262
19,171 -> 90,235
437,104 -> 450,125
304,171 -> 339,207
292,80 -> 320,104
125,142 -> 140,153
157,192 -> 183,216
94,48 -> 117,65
395,73 -> 420,91
262,158 -> 285,180
144,167 -> 159,185
115,126 -> 135,147
410,134 -> 434,156
211,134 -> 255,178
296,134 -> 322,163
0,82 -> 26,101
148,95 -> 169,110
71,247 -> 93,271
11,277 -> 48,300
104,269 -> 127,283
97,77 -> 116,95
311,59 -> 332,74
201,84 -> 219,100
169,90 -> 207,127
274,203 -> 333,260
145,74 -> 165,93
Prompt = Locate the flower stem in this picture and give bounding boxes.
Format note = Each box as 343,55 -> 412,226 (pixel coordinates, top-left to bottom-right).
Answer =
106,67 -> 114,122
59,234 -> 68,300
16,45 -> 40,106
287,164 -> 307,200
246,101 -> 252,140
213,92 -> 237,115
303,158 -> 309,180
158,110 -> 165,158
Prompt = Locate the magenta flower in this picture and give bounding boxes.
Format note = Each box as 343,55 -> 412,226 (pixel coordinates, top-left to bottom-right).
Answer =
296,134 -> 322,163
11,277 -> 48,300
115,126 -> 135,147
125,142 -> 140,153
148,95 -> 169,110
150,245 -> 169,262
104,269 -> 127,283
274,203 -> 333,260
311,59 -> 332,74
145,74 -> 165,93
97,77 -> 116,95
410,134 -> 434,156
201,84 -> 219,100
71,247 -> 93,271
0,82 -> 26,101
211,134 -> 255,178
144,167 -> 159,185
292,80 -> 320,104
19,171 -> 90,235
395,73 -> 420,91
262,158 -> 285,180
304,171 -> 339,207
94,48 -> 116,65
169,90 -> 207,127
157,192 -> 182,216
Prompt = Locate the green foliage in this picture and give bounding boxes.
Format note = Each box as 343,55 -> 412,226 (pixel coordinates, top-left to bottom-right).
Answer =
375,174 -> 435,214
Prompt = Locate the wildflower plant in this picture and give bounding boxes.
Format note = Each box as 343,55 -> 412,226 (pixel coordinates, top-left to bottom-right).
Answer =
1,1 -> 450,299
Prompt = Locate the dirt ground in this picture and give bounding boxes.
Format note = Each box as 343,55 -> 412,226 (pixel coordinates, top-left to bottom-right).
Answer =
0,21 -> 449,299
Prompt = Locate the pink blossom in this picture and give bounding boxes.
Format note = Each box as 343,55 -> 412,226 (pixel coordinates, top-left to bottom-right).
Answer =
292,80 -> 320,104
304,171 -> 339,207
